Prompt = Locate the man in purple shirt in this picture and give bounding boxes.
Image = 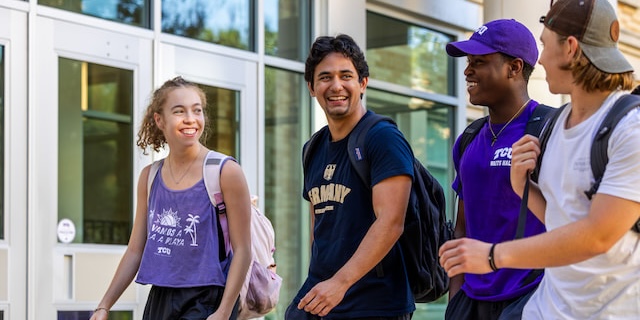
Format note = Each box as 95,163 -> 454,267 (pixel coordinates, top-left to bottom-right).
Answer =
445,19 -> 547,320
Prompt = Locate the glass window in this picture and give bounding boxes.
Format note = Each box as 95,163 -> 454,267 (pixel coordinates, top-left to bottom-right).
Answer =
199,84 -> 240,158
58,58 -> 134,245
58,310 -> 132,320
264,0 -> 311,61
162,0 -> 255,51
367,11 -> 455,96
264,67 -> 311,319
38,0 -> 150,28
0,46 -> 4,240
366,89 -> 453,197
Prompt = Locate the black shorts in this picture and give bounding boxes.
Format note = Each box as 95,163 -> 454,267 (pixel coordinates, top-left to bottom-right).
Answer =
284,299 -> 412,320
445,288 -> 537,320
143,285 -> 239,320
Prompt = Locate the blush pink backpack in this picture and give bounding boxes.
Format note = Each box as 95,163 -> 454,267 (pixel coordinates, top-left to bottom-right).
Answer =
148,151 -> 282,319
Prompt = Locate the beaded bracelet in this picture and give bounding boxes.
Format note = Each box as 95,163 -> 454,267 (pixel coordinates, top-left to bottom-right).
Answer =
488,243 -> 499,272
94,307 -> 109,314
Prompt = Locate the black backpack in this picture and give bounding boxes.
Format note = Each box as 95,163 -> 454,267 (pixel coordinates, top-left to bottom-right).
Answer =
302,112 -> 453,303
536,93 -> 640,233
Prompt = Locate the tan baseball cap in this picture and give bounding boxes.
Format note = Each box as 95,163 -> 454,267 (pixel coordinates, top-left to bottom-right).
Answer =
541,0 -> 633,74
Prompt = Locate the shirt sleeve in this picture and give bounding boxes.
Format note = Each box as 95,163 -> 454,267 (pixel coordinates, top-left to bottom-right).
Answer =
366,122 -> 415,187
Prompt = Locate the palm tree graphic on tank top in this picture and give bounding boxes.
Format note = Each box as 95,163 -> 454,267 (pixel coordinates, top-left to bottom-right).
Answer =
184,214 -> 200,246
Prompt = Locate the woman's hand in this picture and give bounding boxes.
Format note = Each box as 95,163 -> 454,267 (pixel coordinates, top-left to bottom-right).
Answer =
89,308 -> 108,320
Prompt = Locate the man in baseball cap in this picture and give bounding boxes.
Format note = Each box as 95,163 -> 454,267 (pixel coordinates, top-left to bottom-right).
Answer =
440,1 -> 640,319
518,0 -> 637,317
443,18 -> 548,320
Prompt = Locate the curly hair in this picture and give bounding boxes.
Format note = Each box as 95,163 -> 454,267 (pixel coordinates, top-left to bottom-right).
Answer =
304,34 -> 370,88
136,76 -> 208,154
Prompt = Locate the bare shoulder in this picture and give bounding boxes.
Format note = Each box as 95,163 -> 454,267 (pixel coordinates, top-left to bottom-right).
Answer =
221,158 -> 244,177
140,163 -> 153,179
220,158 -> 249,192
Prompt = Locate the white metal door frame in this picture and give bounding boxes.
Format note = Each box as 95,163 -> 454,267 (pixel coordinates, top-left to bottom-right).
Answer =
0,5 -> 28,320
29,15 -> 153,319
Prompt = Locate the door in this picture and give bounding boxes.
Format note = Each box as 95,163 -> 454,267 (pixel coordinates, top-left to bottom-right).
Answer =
31,16 -> 153,319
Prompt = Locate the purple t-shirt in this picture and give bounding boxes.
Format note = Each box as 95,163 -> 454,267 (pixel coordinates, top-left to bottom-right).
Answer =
135,161 -> 226,288
452,100 -> 546,301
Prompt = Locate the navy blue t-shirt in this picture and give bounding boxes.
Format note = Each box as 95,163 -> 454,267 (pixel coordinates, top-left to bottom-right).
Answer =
297,112 -> 416,318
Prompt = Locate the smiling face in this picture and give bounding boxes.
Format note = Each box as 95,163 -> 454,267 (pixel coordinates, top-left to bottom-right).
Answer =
154,87 -> 205,148
464,53 -> 513,107
307,52 -> 368,121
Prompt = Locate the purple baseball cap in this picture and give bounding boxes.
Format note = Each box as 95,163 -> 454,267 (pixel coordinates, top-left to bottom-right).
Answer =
446,19 -> 539,67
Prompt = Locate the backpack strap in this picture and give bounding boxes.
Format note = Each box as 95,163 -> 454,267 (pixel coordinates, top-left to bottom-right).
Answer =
454,116 -> 486,195
532,104 -> 567,183
457,116 -> 488,162
585,94 -> 640,200
202,150 -> 236,260
525,104 -> 554,136
346,112 -> 395,277
203,151 -> 233,209
347,112 -> 395,188
302,126 -> 329,175
512,104 -> 555,286
146,160 -> 162,204
586,93 -> 640,234
514,104 -> 554,239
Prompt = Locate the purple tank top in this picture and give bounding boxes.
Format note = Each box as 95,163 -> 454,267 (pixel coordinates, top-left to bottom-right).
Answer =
135,162 -> 226,288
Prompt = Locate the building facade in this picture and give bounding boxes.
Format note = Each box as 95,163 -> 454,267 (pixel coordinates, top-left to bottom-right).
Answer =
0,0 -> 638,319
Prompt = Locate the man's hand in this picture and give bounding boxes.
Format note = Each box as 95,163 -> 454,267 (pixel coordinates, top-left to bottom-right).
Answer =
510,134 -> 541,197
205,310 -> 229,320
297,278 -> 349,317
439,238 -> 494,277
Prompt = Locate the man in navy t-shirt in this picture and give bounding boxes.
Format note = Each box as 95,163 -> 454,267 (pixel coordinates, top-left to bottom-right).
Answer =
285,34 -> 415,319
